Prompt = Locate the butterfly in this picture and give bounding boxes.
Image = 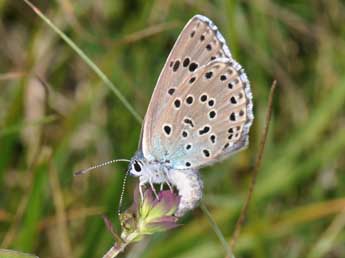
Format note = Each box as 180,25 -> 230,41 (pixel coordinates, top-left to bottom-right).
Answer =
77,15 -> 253,217
127,15 -> 253,216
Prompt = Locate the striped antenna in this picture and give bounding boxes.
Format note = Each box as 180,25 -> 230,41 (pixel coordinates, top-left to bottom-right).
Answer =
74,159 -> 130,176
117,169 -> 130,216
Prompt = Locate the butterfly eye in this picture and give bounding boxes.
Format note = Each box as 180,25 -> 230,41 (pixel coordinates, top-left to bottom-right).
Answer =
131,161 -> 142,176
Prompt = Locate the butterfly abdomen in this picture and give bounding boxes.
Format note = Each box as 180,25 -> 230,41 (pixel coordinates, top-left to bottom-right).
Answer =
167,169 -> 203,217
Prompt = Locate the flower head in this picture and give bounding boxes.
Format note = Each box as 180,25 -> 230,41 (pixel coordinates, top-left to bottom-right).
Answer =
119,186 -> 180,242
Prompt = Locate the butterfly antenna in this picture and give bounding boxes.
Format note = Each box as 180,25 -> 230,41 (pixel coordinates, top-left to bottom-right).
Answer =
74,159 -> 130,176
118,169 -> 129,216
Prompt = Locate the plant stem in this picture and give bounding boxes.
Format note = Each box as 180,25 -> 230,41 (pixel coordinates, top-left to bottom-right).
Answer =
102,242 -> 129,258
230,80 -> 277,248
102,231 -> 139,258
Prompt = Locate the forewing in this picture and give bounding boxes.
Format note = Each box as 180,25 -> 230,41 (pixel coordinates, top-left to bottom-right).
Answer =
145,59 -> 253,169
141,15 -> 232,160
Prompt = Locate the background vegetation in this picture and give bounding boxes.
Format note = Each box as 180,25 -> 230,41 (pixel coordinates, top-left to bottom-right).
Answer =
1,0 -> 345,258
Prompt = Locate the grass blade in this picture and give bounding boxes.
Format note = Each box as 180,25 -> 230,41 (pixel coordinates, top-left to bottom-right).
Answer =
200,203 -> 235,258
22,0 -> 142,123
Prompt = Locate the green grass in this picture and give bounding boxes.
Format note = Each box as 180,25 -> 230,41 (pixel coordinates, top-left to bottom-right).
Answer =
1,1 -> 345,258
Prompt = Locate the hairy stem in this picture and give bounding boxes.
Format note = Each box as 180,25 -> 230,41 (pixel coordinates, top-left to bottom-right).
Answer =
102,242 -> 129,258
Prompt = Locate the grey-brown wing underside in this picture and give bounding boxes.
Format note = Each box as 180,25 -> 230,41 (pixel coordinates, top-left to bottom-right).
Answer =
140,15 -> 253,169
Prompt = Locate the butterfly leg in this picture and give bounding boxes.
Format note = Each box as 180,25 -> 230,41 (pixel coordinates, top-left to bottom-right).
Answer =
160,183 -> 164,191
163,172 -> 174,192
166,180 -> 173,192
139,183 -> 144,201
149,177 -> 159,200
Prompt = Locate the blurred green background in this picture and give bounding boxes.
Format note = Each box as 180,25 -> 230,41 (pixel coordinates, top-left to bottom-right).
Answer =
1,0 -> 345,258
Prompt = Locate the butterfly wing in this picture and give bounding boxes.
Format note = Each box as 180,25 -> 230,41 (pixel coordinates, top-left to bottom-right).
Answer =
141,15 -> 253,169
141,15 -> 232,159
